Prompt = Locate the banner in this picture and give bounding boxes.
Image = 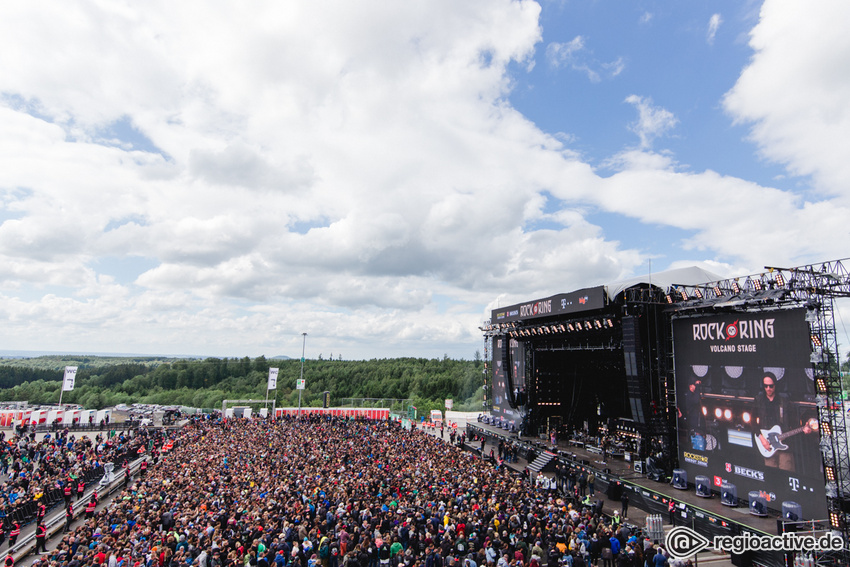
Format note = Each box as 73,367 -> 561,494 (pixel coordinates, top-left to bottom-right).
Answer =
673,309 -> 825,518
62,366 -> 78,391
268,368 -> 279,390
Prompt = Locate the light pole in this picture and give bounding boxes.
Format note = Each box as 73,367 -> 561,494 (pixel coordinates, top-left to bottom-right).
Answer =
298,332 -> 307,419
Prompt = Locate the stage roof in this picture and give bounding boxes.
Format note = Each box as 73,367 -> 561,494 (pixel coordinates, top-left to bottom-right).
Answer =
605,266 -> 723,301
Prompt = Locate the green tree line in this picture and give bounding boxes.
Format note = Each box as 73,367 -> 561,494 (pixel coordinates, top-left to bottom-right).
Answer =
0,355 -> 485,415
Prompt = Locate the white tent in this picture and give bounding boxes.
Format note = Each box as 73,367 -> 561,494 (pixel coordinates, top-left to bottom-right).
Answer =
604,266 -> 724,301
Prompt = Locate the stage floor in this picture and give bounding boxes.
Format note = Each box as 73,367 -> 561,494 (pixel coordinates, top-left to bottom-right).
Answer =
466,421 -> 804,537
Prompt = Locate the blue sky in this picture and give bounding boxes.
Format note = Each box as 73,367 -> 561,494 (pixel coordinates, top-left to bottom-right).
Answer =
0,0 -> 848,360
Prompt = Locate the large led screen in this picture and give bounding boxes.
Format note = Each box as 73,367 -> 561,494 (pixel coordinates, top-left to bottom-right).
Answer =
673,308 -> 826,518
490,336 -> 525,427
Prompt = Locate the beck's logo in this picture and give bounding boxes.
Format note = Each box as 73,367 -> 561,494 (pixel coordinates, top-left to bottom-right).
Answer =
727,463 -> 765,481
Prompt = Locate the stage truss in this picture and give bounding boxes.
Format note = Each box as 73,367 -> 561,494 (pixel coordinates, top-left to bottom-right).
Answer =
481,258 -> 850,563
666,258 -> 850,563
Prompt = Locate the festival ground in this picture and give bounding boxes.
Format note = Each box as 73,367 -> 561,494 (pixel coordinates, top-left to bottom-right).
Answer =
456,420 -> 833,567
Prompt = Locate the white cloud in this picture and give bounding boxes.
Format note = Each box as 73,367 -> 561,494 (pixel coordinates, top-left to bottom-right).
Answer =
624,95 -> 679,149
0,1 -> 846,359
546,36 -> 586,68
707,13 -> 723,45
546,36 -> 624,82
724,0 -> 850,198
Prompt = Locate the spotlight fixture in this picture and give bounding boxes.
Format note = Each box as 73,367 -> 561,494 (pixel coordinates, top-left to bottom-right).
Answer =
584,321 -> 592,330
816,377 -> 828,393
594,320 -> 602,329
568,323 -> 575,332
666,294 -> 673,304
811,334 -> 822,347
776,273 -> 786,287
752,278 -> 762,291
830,511 -> 842,529
714,285 -> 722,297
826,466 -> 836,483
680,290 -> 688,301
694,289 -> 703,299
822,421 -> 832,436
732,281 -> 741,294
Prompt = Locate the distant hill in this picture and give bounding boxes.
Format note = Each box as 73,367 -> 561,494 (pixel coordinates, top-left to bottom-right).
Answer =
0,350 -> 202,360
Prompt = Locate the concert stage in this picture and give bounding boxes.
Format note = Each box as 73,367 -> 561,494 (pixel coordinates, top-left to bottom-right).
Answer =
480,260 -> 850,567
468,420 -> 813,567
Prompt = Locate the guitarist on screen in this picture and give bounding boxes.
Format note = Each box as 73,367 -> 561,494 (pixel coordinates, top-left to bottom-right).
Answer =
753,373 -> 812,471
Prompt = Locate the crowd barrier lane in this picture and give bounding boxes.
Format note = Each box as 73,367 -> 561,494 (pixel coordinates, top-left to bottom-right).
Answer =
11,452 -> 150,563
1,442 -> 148,556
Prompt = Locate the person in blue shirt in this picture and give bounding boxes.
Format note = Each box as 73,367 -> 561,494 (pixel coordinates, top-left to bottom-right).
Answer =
608,534 -> 620,558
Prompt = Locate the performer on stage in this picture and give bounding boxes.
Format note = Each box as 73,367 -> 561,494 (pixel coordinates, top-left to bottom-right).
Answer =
753,373 -> 810,471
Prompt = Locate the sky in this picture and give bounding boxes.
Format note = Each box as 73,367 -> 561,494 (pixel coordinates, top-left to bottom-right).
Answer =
0,0 -> 849,361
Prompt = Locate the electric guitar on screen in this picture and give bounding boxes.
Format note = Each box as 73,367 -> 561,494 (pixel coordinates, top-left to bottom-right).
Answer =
755,418 -> 818,458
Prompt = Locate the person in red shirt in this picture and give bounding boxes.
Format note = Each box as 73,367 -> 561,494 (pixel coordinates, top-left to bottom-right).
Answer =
64,502 -> 74,533
35,523 -> 47,554
85,497 -> 97,519
7,522 -> 20,548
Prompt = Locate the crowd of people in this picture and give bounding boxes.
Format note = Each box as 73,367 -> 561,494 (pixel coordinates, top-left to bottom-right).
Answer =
0,426 -> 155,543
27,415 -> 683,567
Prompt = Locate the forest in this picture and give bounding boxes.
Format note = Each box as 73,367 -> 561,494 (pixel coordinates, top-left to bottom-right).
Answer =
0,354 -> 485,416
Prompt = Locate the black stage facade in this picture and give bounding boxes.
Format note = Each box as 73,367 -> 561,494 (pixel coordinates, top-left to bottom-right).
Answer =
479,260 -> 850,567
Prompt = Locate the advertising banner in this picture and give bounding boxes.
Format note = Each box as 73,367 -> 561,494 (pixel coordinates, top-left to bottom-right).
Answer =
491,286 -> 605,325
63,366 -> 78,391
673,308 -> 825,517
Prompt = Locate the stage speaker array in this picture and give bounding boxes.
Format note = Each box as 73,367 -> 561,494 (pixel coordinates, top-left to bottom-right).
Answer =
622,316 -> 648,425
721,482 -> 738,506
606,481 -> 623,501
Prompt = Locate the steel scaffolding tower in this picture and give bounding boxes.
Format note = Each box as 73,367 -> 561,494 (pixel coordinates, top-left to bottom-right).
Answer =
668,258 -> 850,564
